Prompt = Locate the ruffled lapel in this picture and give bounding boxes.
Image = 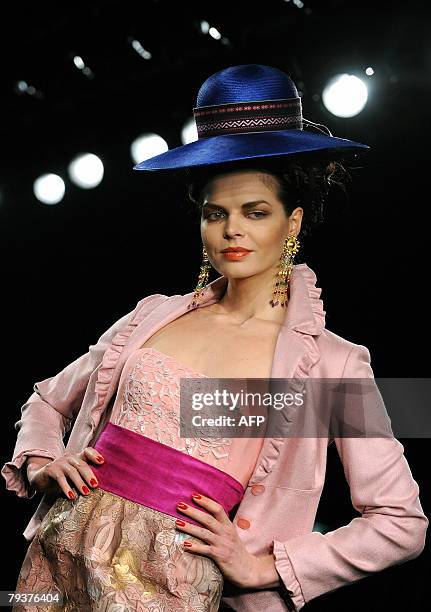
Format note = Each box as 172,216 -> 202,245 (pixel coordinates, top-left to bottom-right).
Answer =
246,263 -> 326,481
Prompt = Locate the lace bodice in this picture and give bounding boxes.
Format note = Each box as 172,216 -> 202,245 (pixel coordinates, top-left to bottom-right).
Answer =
110,347 -> 264,488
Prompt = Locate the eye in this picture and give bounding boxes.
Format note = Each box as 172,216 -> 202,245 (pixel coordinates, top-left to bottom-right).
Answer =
248,211 -> 267,218
204,211 -> 267,220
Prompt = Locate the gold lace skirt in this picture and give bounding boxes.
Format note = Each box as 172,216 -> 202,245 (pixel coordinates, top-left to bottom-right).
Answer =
13,487 -> 224,611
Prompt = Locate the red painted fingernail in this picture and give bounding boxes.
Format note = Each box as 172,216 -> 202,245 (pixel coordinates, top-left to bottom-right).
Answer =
67,490 -> 75,499
176,519 -> 186,526
177,502 -> 188,510
82,485 -> 90,494
184,541 -> 193,547
90,478 -> 98,487
192,493 -> 202,499
96,455 -> 104,463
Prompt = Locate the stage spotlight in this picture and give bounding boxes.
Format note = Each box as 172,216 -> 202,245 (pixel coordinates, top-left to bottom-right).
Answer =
33,173 -> 65,205
14,80 -> 43,98
130,39 -> 152,60
16,80 -> 29,93
68,153 -> 104,189
73,56 -> 85,69
181,117 -> 198,144
209,27 -> 222,40
200,20 -> 229,45
72,55 -> 95,79
200,21 -> 210,34
322,74 -> 368,118
130,133 -> 168,164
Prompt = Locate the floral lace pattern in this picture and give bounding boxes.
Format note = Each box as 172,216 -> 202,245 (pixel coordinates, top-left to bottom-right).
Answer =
113,348 -> 233,463
14,488 -> 223,611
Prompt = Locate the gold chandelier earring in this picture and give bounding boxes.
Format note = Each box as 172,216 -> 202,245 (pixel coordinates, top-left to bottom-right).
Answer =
190,244 -> 212,308
270,234 -> 301,307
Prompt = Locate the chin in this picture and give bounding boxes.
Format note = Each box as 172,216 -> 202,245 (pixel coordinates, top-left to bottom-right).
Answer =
220,267 -> 259,280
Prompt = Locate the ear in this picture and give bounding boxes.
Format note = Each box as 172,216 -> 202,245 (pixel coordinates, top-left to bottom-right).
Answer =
288,207 -> 304,235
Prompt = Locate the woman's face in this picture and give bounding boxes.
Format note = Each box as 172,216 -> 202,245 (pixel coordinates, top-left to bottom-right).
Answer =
200,169 -> 303,280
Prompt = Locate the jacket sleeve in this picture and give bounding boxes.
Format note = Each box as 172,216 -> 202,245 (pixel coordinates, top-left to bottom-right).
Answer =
1,300 -> 145,500
272,344 -> 429,610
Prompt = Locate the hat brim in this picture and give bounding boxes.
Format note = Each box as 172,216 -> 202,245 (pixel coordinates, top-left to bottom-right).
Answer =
133,129 -> 370,172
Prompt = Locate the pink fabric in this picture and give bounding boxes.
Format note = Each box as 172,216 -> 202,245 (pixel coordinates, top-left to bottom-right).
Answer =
108,346 -> 265,489
2,264 -> 428,611
92,422 -> 244,527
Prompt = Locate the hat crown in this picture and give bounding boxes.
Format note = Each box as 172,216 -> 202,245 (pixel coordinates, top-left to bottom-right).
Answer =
196,64 -> 300,107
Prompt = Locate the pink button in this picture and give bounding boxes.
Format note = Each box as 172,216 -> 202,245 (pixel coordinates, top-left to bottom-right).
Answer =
237,518 -> 251,530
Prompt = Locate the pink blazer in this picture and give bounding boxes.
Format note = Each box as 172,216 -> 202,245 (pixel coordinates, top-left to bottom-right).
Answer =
2,263 -> 428,611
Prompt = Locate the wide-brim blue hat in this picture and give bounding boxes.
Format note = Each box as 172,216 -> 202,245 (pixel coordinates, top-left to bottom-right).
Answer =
133,64 -> 370,172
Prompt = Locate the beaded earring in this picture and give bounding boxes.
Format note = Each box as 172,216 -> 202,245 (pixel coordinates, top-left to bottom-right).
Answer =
190,244 -> 212,308
269,234 -> 301,307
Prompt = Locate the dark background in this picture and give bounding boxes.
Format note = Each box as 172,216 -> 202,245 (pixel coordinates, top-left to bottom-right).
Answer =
1,1 -> 429,610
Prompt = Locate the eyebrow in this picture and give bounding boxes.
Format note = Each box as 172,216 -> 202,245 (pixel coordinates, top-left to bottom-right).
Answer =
202,199 -> 272,211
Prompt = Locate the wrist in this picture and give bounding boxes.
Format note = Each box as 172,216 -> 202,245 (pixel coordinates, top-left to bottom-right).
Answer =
26,456 -> 51,480
247,553 -> 281,590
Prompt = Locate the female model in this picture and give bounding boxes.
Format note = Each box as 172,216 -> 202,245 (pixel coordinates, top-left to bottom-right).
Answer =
2,64 -> 428,612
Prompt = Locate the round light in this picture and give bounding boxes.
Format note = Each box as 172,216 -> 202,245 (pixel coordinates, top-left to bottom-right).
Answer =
322,74 -> 368,118
181,117 -> 198,144
33,173 -> 65,205
130,133 -> 169,164
73,56 -> 85,69
209,27 -> 221,40
68,153 -> 104,189
200,20 -> 210,34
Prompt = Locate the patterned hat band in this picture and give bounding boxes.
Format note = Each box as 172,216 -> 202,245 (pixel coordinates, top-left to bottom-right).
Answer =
193,97 -> 303,139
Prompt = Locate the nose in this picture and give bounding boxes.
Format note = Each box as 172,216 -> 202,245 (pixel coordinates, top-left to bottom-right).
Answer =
223,215 -> 245,239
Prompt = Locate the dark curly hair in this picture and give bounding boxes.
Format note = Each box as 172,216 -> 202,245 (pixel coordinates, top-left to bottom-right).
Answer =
174,151 -> 363,262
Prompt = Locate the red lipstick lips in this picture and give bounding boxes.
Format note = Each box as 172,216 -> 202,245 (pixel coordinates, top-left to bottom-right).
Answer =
220,246 -> 253,260
220,246 -> 252,252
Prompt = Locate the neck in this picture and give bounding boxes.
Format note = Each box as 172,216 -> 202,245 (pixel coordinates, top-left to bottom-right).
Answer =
210,269 -> 290,326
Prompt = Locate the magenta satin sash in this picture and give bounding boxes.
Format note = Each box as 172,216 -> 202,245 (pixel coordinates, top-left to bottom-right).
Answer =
91,422 -> 245,526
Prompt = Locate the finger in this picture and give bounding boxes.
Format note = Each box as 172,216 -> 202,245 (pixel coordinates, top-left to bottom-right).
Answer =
59,461 -> 91,496
181,539 -> 214,557
46,468 -> 77,500
175,519 -> 216,545
77,448 -> 104,488
190,493 -> 231,525
63,457 -> 99,494
81,447 -> 105,465
177,501 -> 222,532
